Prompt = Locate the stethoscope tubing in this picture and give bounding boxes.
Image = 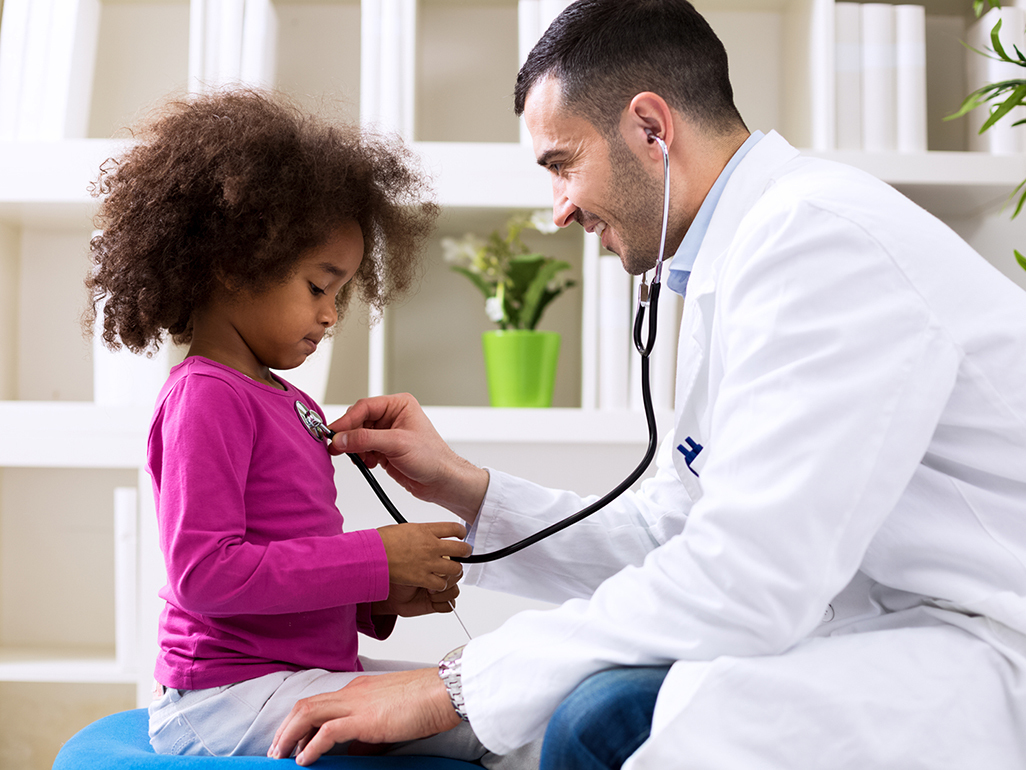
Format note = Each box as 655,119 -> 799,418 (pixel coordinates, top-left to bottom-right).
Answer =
347,132 -> 671,564
346,286 -> 659,564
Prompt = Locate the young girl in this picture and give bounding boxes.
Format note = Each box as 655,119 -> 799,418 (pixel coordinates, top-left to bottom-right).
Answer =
84,89 -> 493,761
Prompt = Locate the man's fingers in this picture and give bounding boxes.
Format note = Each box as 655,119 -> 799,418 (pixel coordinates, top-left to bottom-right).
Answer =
295,721 -> 350,767
329,425 -> 405,457
270,699 -> 351,760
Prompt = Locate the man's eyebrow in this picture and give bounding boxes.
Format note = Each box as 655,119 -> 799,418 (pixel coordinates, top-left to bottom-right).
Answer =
536,150 -> 564,169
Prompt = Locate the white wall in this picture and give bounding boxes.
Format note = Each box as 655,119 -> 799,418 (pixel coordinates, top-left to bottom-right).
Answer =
88,0 -> 190,139
16,227 -> 94,401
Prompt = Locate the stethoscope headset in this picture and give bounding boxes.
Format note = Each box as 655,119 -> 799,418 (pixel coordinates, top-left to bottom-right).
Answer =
297,129 -> 671,565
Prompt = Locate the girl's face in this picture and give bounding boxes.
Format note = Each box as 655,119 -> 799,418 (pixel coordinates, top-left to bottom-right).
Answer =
196,221 -> 364,386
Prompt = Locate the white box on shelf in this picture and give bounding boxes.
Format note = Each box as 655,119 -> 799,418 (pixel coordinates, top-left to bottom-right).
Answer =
598,255 -> 631,410
189,0 -> 279,92
361,0 -> 417,140
966,6 -> 1026,155
895,4 -> 927,153
835,2 -> 863,152
861,3 -> 897,153
114,486 -> 138,671
0,0 -> 100,140
92,309 -> 171,408
517,0 -> 572,144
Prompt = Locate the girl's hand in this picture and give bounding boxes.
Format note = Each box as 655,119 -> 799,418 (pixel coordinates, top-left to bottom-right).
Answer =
328,394 -> 489,524
372,582 -> 460,618
377,521 -> 470,590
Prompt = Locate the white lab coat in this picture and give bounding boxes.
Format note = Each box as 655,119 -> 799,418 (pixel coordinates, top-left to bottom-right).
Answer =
461,132 -> 1026,767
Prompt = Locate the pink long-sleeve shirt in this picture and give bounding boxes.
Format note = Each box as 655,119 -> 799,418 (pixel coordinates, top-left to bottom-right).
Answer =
147,357 -> 390,690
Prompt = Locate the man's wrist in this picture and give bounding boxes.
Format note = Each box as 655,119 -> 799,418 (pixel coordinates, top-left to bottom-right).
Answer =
438,645 -> 470,722
445,462 -> 490,524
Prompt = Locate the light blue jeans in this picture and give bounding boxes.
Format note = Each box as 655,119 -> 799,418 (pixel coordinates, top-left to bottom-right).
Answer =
149,659 -> 540,768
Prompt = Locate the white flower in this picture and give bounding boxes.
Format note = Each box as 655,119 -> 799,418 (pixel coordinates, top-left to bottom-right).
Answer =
529,209 -> 559,234
441,234 -> 485,265
485,296 -> 506,323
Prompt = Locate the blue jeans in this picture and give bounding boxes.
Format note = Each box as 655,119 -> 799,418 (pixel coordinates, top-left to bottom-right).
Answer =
540,666 -> 671,770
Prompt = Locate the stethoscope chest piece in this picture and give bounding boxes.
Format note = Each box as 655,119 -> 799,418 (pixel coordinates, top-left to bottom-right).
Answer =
295,400 -> 333,442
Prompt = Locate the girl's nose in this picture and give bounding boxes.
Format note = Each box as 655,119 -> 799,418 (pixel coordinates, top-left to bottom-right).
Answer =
319,302 -> 337,327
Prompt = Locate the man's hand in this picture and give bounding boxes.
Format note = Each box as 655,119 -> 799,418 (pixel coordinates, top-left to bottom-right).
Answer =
372,581 -> 461,618
268,667 -> 462,766
328,393 -> 489,523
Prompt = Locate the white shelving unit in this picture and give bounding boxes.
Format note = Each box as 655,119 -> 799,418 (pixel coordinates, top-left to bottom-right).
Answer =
2,0 -> 1025,765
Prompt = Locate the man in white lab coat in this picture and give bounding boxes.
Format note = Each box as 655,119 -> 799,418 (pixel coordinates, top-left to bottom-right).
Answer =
269,1 -> 1026,767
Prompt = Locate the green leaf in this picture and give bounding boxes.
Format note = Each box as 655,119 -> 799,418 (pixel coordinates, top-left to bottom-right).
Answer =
527,280 -> 577,331
1016,250 -> 1026,272
450,266 -> 495,300
980,82 -> 1026,132
990,18 -> 1010,60
505,254 -> 547,300
974,0 -> 1001,18
519,259 -> 573,330
1010,178 -> 1026,219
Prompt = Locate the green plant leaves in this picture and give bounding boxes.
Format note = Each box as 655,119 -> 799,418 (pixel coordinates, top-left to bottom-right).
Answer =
447,211 -> 575,329
953,5 -> 1026,270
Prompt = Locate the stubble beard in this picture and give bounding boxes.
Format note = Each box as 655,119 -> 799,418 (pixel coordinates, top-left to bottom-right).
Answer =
605,134 -> 667,276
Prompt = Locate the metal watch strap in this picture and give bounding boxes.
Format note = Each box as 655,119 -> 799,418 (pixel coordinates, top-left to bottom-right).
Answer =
438,645 -> 470,722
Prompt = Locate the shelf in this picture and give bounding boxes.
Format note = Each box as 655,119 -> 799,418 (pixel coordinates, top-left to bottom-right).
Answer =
413,142 -> 551,207
0,139 -> 122,226
0,401 -> 672,471
0,647 -> 136,684
804,148 -> 1026,216
4,139 -> 1023,224
416,405 -> 674,445
0,402 -> 149,468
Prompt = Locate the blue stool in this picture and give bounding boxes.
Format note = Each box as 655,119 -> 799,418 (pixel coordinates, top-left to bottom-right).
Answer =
53,709 -> 479,769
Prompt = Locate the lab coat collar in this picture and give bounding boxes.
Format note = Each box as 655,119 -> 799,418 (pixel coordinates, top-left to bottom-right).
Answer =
667,131 -> 764,295
685,130 -> 803,300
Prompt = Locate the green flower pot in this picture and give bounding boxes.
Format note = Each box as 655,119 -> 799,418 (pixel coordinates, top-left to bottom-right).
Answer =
481,330 -> 561,408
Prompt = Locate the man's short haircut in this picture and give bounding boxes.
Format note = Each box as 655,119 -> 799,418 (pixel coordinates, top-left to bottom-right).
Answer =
514,0 -> 745,137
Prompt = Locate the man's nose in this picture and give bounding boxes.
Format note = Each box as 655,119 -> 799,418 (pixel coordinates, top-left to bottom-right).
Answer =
552,180 -> 578,229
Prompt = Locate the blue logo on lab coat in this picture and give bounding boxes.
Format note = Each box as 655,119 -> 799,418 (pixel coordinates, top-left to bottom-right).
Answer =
677,437 -> 703,476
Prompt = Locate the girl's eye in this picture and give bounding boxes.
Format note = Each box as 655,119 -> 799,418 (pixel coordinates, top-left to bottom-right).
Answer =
309,283 -> 326,296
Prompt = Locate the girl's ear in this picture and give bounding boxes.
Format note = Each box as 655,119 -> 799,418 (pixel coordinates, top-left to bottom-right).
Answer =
214,268 -> 240,294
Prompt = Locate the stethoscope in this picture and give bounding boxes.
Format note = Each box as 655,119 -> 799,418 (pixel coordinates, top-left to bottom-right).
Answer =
296,130 -> 671,566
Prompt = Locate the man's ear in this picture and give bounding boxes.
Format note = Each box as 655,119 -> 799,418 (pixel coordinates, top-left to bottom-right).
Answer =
624,92 -> 675,163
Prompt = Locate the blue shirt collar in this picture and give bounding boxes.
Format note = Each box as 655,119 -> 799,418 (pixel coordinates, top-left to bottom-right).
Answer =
666,130 -> 764,296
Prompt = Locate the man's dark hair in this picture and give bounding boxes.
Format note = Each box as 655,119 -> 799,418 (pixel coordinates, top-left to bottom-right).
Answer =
514,0 -> 745,137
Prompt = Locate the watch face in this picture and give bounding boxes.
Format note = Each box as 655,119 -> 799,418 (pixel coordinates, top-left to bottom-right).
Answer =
295,400 -> 332,442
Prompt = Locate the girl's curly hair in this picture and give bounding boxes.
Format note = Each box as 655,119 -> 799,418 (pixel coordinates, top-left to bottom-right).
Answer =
85,88 -> 438,354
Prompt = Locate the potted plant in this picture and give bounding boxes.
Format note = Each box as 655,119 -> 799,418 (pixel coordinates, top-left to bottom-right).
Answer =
442,210 -> 576,407
949,0 -> 1026,273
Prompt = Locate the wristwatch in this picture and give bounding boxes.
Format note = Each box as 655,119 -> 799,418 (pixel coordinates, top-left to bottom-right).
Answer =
438,645 -> 470,722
